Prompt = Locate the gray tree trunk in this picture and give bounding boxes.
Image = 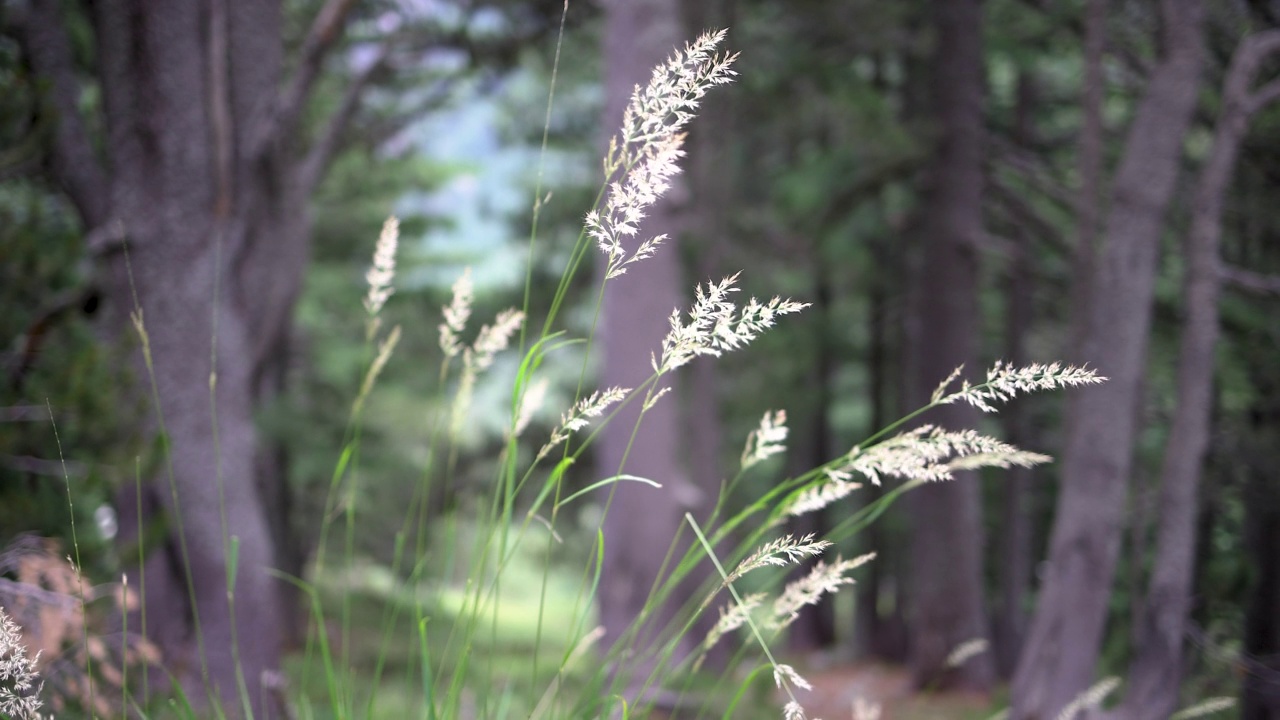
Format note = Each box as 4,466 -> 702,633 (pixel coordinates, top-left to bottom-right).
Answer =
19,0 -> 358,713
994,71 -> 1041,680
1120,29 -> 1280,720
1069,0 -> 1107,355
1243,439 -> 1280,720
1010,1 -> 1206,716
902,0 -> 995,692
597,0 -> 705,702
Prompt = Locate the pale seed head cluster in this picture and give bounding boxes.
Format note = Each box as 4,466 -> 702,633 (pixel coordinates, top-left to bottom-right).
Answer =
853,697 -> 882,720
701,591 -> 766,654
656,274 -> 808,374
773,663 -> 812,692
932,361 -> 1106,411
742,410 -> 789,471
836,425 -> 1048,486
471,309 -> 525,372
701,552 -> 873,656
588,29 -> 738,279
1054,676 -> 1121,720
944,638 -> 990,668
435,269 -> 525,435
538,386 -> 629,461
363,216 -> 399,318
785,417 -> 1060,519
783,700 -> 811,720
772,553 -> 875,625
439,268 -> 474,359
730,533 -> 831,583
511,377 -> 551,439
776,664 -> 817,720
1169,697 -> 1238,720
0,607 -> 44,720
785,471 -> 862,518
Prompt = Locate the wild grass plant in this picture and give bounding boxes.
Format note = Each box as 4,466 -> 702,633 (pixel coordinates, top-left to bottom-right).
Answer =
0,606 -> 45,720
2,27 -> 1108,720
286,28 -> 1102,720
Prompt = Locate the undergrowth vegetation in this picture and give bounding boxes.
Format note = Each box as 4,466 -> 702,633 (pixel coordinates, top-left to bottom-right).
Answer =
0,29 -> 1108,720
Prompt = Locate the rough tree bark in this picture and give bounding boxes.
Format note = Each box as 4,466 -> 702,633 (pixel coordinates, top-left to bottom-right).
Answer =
597,0 -> 706,702
902,0 -> 995,692
1120,29 -> 1280,720
18,0 -> 363,712
1010,1 -> 1206,716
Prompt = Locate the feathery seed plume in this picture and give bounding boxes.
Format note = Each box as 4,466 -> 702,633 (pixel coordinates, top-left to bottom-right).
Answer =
589,29 -> 738,278
783,701 -> 807,720
439,268 -> 474,358
472,308 -> 525,371
1169,698 -> 1236,720
701,592 -> 766,653
786,470 -> 862,518
742,410 -> 789,470
853,698 -> 882,720
656,274 -> 807,374
729,533 -> 830,583
774,663 -> 812,692
1054,677 -> 1121,720
934,361 -> 1106,412
773,553 -> 875,626
512,377 -> 551,439
364,216 -> 399,317
944,638 -> 990,668
0,607 -> 44,720
539,386 -> 630,460
839,425 -> 1052,486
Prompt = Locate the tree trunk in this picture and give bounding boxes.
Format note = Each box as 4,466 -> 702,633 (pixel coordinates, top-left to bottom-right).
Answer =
902,0 -> 995,692
18,0 -> 347,712
993,70 -> 1041,680
1121,30 -> 1280,720
1010,1 -> 1206,716
1243,438 -> 1280,720
1069,0 -> 1107,356
597,0 -> 704,702
788,272 -> 837,652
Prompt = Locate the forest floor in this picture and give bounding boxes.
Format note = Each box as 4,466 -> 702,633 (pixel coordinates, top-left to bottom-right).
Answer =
793,660 -> 997,720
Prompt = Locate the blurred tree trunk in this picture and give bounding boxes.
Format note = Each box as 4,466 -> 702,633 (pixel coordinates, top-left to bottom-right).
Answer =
1120,30 -> 1280,720
902,0 -> 995,692
1070,0 -> 1106,354
1243,410 -> 1280,719
679,0 -> 732,511
1011,1 -> 1206,716
679,0 -> 735,671
597,0 -> 707,702
856,51 -> 911,665
788,267 -> 837,652
993,70 -> 1041,680
17,0 -> 363,712
856,212 -> 910,662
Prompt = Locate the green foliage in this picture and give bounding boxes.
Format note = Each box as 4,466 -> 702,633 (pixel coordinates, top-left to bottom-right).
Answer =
0,182 -> 135,574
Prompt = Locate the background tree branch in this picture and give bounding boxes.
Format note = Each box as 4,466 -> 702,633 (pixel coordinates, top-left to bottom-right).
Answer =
297,40 -> 392,195
1222,264 -> 1280,294
257,0 -> 360,156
